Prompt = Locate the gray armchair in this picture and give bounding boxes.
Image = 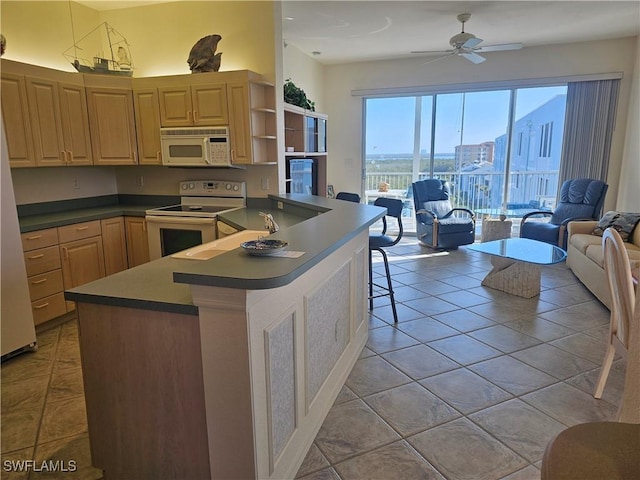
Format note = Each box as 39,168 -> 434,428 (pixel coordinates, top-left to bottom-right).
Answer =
520,178 -> 608,250
412,179 -> 476,249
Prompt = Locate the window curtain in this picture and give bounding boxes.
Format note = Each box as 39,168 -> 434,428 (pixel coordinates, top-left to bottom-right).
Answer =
558,79 -> 620,185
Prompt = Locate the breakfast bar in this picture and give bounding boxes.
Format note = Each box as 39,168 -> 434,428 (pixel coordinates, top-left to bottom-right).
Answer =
65,194 -> 384,480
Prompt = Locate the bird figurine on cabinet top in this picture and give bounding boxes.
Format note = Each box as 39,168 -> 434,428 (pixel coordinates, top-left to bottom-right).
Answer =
187,34 -> 222,73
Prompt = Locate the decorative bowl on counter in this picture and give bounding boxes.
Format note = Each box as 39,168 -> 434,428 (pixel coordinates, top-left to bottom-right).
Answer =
241,239 -> 288,256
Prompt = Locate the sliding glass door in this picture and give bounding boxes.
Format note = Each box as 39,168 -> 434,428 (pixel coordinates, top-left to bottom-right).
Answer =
364,85 -> 568,234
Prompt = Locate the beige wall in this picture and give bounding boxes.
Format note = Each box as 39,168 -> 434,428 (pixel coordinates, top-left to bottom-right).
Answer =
1,0 -> 276,80
283,43 -> 325,112
616,35 -> 640,211
2,0 -> 280,203
317,36 -> 639,212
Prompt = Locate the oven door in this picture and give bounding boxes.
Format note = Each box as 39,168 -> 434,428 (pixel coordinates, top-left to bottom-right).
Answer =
145,215 -> 217,260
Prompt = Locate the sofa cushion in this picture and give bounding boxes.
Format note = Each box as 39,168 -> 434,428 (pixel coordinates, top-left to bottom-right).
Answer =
585,244 -> 605,268
580,234 -> 640,268
570,233 -> 601,255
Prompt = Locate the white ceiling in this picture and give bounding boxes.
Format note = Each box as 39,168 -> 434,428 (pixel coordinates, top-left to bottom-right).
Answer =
282,1 -> 640,64
76,1 -> 640,65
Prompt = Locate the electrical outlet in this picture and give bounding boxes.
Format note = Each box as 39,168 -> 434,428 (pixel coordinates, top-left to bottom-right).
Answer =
73,179 -> 80,189
136,175 -> 144,187
277,201 -> 284,210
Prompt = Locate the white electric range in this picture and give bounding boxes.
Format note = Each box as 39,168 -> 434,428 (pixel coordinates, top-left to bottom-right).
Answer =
145,180 -> 246,260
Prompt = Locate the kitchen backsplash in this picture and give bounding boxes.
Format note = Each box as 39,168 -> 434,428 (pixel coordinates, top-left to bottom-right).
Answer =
11,165 -> 278,205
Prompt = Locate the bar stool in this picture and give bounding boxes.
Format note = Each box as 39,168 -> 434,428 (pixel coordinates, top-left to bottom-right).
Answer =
336,192 -> 361,203
369,198 -> 404,323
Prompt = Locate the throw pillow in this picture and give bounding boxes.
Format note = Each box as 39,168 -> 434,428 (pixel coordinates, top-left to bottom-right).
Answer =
592,211 -> 640,242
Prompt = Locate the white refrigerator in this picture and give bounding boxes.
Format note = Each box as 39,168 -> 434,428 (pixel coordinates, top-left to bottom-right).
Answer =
1,116 -> 37,357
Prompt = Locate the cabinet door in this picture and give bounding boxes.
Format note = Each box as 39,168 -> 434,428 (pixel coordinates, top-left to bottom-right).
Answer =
158,85 -> 193,127
133,88 -> 162,164
25,77 -> 66,166
125,217 -> 150,267
60,236 -> 106,290
1,72 -> 35,167
101,217 -> 128,275
192,83 -> 228,125
227,82 -> 252,164
86,87 -> 137,165
58,82 -> 93,165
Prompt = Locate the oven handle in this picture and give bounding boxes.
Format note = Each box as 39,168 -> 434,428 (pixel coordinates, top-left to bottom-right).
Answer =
145,215 -> 217,226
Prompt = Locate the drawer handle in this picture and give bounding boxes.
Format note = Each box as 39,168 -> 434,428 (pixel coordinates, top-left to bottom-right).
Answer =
26,235 -> 43,240
28,254 -> 45,260
31,278 -> 48,285
34,302 -> 50,309
75,226 -> 89,231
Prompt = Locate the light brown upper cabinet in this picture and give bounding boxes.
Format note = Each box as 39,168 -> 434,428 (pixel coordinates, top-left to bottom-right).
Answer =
25,77 -> 93,166
1,71 -> 35,167
1,60 -> 92,167
85,84 -> 138,165
158,83 -> 228,127
132,87 -> 162,165
58,81 -> 93,165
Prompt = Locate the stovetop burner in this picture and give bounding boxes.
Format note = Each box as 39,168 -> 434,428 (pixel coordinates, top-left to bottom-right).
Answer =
145,180 -> 246,218
152,204 -> 239,214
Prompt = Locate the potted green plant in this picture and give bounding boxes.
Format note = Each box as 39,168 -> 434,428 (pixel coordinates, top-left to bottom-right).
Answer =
284,78 -> 315,111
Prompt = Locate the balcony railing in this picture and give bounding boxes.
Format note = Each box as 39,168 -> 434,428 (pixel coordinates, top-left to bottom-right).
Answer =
365,170 -> 559,235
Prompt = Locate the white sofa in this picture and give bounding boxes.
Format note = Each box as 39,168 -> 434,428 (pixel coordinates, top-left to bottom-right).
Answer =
566,221 -> 640,309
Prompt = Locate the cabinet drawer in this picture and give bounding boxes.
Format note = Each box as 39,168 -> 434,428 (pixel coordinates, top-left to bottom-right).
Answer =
23,245 -> 61,276
32,292 -> 67,325
58,220 -> 101,243
28,269 -> 64,301
21,228 -> 59,251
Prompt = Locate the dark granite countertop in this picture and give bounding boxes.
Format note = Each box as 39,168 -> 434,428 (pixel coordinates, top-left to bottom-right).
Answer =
18,194 -> 177,233
65,194 -> 385,314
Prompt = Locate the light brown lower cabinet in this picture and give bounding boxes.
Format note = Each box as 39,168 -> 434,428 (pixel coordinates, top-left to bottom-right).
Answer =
21,216 -> 148,324
21,227 -> 67,325
60,230 -> 106,312
124,216 -> 150,267
101,217 -> 128,275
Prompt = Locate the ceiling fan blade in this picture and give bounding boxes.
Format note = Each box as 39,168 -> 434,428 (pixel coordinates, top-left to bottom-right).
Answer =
462,37 -> 483,49
411,49 -> 454,55
475,42 -> 523,53
460,52 -> 486,64
423,53 -> 455,65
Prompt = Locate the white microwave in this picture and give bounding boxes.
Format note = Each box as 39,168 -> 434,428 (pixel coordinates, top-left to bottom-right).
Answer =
160,126 -> 233,167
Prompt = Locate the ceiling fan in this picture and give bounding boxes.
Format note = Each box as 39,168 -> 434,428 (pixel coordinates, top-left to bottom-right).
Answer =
412,13 -> 523,64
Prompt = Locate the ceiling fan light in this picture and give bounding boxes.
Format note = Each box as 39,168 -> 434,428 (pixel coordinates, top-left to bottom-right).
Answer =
450,32 -> 476,48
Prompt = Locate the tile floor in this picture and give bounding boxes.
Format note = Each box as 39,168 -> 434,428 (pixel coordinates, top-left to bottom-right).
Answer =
1,237 -> 623,480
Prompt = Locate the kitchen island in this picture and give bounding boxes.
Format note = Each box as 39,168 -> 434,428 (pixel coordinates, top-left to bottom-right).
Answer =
65,194 -> 384,480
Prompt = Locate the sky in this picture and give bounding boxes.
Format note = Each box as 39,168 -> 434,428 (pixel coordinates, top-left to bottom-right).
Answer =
365,85 -> 568,155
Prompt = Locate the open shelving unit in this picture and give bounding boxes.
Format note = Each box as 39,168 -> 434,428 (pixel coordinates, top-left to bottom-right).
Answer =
284,103 -> 328,196
249,80 -> 277,164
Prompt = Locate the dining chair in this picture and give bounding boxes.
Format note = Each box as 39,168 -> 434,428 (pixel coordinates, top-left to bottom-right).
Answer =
594,227 -> 636,400
369,198 -> 404,323
540,278 -> 640,480
335,192 -> 361,203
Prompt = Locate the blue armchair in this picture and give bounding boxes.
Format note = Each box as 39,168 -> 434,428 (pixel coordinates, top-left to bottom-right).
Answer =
412,179 -> 476,249
520,178 -> 608,250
